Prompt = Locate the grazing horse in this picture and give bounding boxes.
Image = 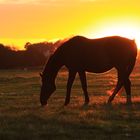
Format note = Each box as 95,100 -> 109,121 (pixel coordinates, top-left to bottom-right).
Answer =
40,36 -> 137,106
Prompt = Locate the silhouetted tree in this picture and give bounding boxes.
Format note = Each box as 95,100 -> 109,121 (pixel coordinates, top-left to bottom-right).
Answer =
0,39 -> 69,69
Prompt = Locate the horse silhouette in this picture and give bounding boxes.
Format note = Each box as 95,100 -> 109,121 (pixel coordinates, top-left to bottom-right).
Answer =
40,36 -> 137,106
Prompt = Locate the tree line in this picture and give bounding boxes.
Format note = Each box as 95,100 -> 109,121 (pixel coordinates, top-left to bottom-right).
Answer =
0,38 -> 139,69
0,40 -> 64,69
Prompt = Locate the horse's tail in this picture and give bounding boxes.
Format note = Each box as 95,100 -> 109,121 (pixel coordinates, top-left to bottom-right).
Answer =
127,40 -> 137,77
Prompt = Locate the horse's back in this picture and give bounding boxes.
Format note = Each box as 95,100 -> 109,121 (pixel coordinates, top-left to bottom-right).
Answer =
61,36 -> 137,55
56,36 -> 137,72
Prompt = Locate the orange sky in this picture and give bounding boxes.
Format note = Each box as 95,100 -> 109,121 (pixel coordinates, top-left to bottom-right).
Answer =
0,0 -> 140,49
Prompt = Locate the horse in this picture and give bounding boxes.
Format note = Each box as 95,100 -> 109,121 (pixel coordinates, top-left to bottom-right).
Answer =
40,36 -> 137,106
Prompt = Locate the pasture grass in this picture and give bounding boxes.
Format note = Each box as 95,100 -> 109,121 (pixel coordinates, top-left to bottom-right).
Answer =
0,67 -> 140,140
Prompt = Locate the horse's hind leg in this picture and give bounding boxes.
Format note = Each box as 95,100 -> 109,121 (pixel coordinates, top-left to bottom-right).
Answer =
123,77 -> 132,105
64,70 -> 76,106
108,80 -> 123,103
108,68 -> 132,105
119,69 -> 132,104
78,71 -> 89,105
108,71 -> 123,103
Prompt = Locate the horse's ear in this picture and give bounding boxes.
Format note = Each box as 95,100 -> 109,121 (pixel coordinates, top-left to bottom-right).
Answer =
39,73 -> 43,77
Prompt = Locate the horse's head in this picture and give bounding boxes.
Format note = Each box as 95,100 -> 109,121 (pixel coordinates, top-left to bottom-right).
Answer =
40,73 -> 56,106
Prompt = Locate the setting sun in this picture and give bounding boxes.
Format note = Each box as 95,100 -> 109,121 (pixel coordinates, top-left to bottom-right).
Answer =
85,21 -> 140,49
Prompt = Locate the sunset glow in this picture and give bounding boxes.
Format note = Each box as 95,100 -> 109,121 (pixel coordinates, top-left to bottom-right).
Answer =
85,21 -> 140,49
1,0 -> 140,49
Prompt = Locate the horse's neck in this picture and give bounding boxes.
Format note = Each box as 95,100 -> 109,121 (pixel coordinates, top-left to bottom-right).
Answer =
43,55 -> 62,82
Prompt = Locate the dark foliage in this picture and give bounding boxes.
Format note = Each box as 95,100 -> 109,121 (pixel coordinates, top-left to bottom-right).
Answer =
0,41 -> 62,69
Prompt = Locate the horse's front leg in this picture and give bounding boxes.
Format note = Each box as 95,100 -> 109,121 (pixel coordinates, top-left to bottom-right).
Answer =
64,70 -> 76,106
78,71 -> 89,105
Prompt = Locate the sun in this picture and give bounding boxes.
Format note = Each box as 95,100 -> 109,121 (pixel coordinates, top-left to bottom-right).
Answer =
86,22 -> 140,50
100,25 -> 140,50
101,25 -> 140,50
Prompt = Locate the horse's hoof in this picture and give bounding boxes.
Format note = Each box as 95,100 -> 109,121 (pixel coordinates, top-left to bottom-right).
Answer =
126,101 -> 132,106
107,96 -> 114,104
83,102 -> 89,106
107,99 -> 112,104
107,102 -> 112,107
64,102 -> 69,106
40,104 -> 48,110
107,101 -> 111,104
85,98 -> 89,104
84,99 -> 89,104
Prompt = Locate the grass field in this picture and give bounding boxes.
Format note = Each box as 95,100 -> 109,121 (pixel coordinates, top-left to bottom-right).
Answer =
0,60 -> 140,140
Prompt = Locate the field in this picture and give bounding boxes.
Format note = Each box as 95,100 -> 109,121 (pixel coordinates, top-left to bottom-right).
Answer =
0,60 -> 140,140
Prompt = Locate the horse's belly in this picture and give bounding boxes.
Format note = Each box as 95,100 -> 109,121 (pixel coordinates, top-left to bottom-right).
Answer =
65,53 -> 113,73
85,66 -> 113,73
84,61 -> 113,73
79,50 -> 114,73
